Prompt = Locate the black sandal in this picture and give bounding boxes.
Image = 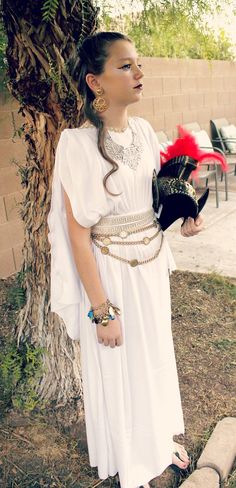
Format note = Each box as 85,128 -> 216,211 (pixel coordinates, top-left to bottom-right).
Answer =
114,474 -> 146,488
114,473 -> 121,487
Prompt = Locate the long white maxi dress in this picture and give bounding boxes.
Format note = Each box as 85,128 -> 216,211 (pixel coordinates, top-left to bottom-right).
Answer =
47,116 -> 185,488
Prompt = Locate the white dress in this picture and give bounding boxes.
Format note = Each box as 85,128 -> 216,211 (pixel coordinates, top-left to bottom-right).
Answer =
47,117 -> 185,488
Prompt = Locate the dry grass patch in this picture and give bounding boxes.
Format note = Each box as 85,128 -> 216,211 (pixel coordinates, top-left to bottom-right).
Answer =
0,270 -> 235,488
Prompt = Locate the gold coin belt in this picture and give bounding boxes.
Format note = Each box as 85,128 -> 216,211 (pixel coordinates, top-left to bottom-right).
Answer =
91,222 -> 164,268
92,221 -> 159,245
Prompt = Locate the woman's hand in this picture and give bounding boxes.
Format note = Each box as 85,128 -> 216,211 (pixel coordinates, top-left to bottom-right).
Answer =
180,214 -> 204,237
96,317 -> 123,348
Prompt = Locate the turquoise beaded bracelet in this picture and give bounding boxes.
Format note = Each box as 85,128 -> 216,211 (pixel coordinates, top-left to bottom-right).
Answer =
87,301 -> 121,327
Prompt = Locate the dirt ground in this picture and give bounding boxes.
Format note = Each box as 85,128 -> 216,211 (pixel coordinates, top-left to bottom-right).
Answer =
0,270 -> 235,488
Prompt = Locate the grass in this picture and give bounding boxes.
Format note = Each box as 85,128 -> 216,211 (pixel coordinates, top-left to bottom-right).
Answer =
0,270 -> 235,488
225,466 -> 236,488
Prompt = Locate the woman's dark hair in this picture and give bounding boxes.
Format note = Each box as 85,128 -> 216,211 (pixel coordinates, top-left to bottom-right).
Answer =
72,32 -> 132,196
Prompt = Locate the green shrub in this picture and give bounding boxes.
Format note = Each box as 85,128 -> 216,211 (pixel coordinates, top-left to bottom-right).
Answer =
0,341 -> 45,414
6,271 -> 26,311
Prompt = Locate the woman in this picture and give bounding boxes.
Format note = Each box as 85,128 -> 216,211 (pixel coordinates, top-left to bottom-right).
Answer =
47,32 -> 203,488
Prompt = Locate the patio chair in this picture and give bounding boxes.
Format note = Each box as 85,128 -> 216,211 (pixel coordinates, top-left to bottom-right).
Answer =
210,118 -> 236,176
181,123 -> 223,207
156,130 -> 172,151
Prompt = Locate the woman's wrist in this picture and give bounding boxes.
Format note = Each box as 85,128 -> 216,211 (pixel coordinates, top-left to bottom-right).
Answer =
92,298 -> 110,315
90,296 -> 108,310
87,299 -> 121,326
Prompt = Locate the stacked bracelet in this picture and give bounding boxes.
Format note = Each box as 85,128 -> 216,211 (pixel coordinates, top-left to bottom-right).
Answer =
87,299 -> 121,327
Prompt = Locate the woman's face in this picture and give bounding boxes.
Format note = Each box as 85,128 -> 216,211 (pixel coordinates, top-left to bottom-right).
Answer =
87,40 -> 144,107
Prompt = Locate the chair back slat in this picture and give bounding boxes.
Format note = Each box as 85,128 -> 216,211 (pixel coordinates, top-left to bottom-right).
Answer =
156,131 -> 169,144
182,122 -> 201,133
210,118 -> 229,152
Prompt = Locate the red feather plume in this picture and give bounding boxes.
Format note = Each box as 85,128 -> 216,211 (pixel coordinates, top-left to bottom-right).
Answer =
160,126 -> 228,177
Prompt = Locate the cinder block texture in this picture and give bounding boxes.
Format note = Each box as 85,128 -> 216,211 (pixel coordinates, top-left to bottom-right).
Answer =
0,167 -> 22,195
143,77 -> 162,97
0,91 -> 19,109
124,57 -> 236,136
0,138 -> 26,168
13,243 -> 23,271
5,192 -> 23,221
180,467 -> 219,488
0,220 -> 24,253
0,196 -> 7,224
197,417 -> 236,481
0,111 -> 14,138
0,248 -> 15,278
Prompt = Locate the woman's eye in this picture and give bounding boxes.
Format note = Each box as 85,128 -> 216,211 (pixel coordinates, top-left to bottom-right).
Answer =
120,63 -> 143,71
121,64 -> 131,70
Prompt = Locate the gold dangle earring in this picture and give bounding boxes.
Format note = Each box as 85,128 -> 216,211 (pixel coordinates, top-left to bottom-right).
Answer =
92,87 -> 109,113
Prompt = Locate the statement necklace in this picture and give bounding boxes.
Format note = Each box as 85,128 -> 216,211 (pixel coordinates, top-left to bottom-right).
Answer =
80,120 -> 128,132
104,119 -> 143,171
106,124 -> 128,132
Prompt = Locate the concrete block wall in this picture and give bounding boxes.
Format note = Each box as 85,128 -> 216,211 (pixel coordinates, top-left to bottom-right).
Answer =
1,57 -> 236,278
129,57 -> 236,139
0,92 -> 26,278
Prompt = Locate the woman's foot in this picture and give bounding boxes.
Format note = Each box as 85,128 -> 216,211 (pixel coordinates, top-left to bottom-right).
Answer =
171,441 -> 190,470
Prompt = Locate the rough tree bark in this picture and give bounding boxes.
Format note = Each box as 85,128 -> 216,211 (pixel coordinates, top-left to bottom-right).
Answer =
2,0 -> 98,404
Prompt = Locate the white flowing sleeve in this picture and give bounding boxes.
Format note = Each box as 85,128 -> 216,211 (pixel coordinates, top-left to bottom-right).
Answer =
147,122 -> 161,172
136,117 -> 161,172
47,129 -> 109,340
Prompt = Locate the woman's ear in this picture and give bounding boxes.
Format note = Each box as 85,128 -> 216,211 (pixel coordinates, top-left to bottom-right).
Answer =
85,73 -> 100,94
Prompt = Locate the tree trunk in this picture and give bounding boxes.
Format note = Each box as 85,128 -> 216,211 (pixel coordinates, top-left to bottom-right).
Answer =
2,0 -> 98,404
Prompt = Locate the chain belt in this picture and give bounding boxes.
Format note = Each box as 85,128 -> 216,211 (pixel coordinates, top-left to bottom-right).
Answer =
91,210 -> 163,268
92,232 -> 164,267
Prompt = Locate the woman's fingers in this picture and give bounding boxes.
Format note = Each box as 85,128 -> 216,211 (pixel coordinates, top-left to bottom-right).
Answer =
97,335 -> 123,347
181,215 -> 204,237
98,337 -> 122,347
108,336 -> 123,347
115,336 -> 123,346
181,217 -> 195,236
97,318 -> 123,347
195,214 -> 203,226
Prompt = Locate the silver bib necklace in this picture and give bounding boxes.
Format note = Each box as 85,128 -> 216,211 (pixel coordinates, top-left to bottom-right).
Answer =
104,120 -> 143,171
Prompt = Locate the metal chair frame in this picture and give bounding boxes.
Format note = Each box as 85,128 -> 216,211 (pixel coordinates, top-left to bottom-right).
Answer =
210,118 -> 236,181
